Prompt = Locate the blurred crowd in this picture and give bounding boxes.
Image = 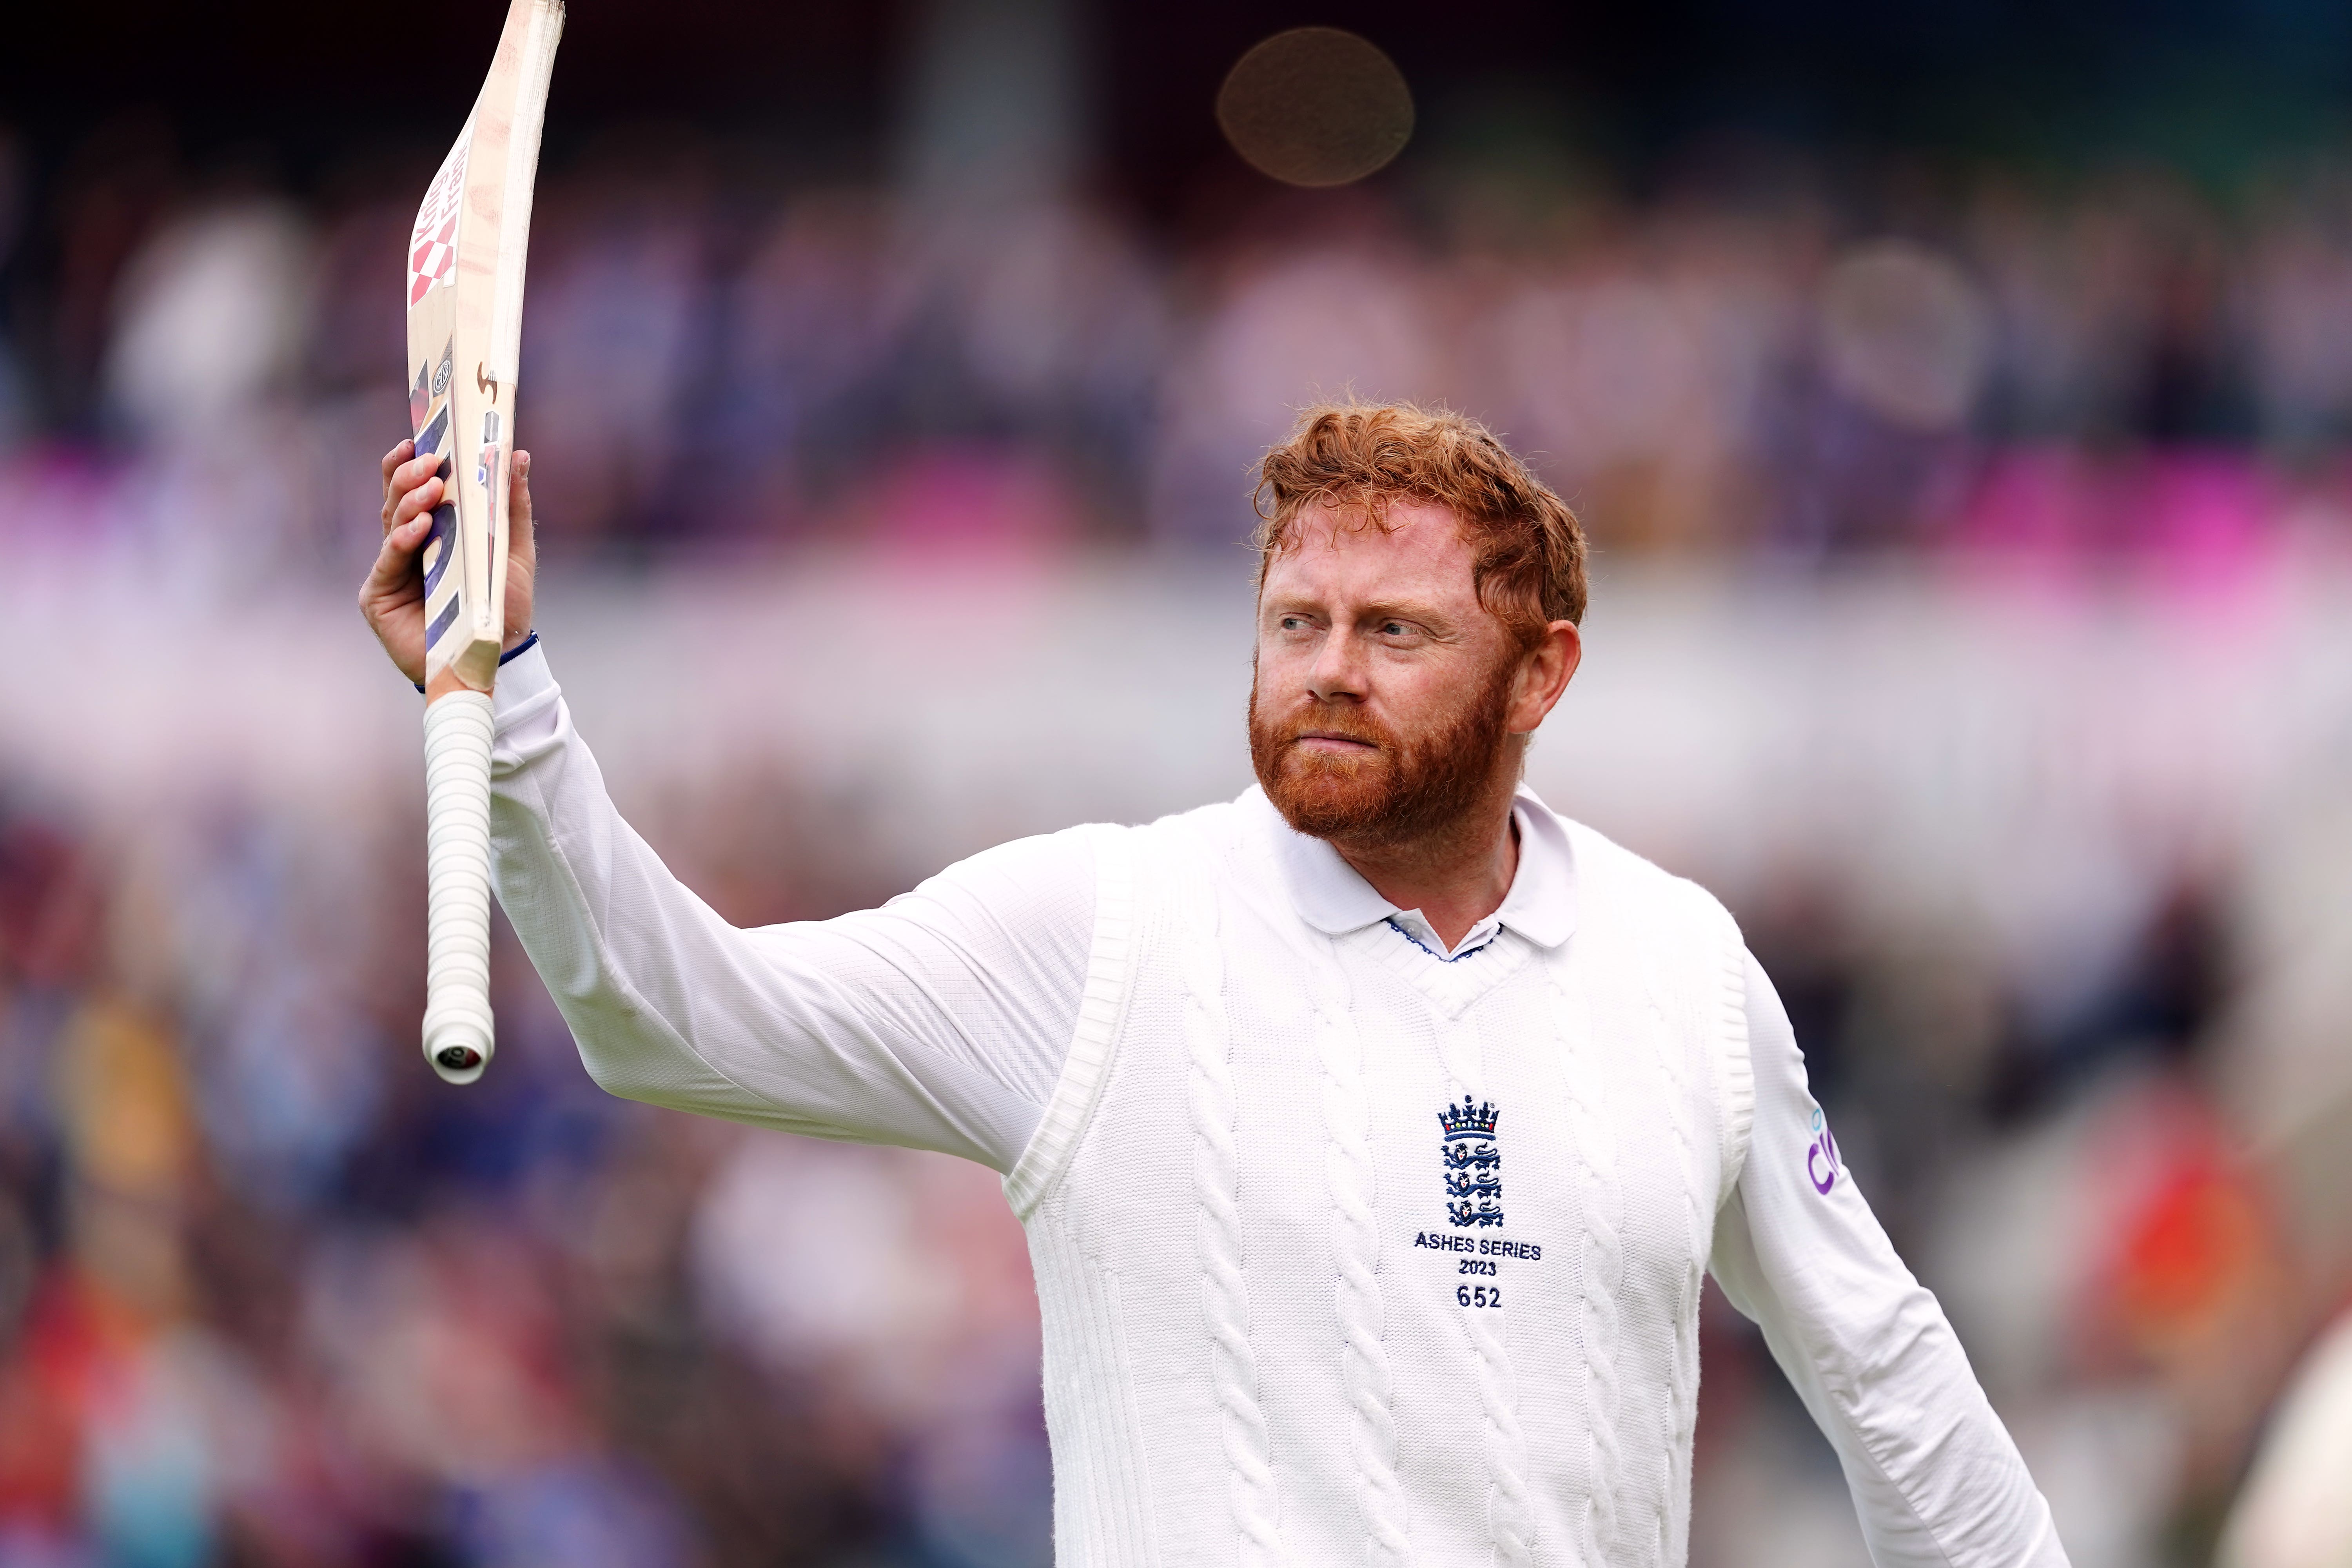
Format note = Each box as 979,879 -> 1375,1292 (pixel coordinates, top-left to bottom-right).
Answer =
11,124 -> 2352,568
0,111 -> 2350,1568
0,791 -> 1054,1568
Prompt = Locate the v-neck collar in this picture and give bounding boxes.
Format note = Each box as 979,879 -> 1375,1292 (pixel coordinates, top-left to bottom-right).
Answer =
1240,783 -> 1579,957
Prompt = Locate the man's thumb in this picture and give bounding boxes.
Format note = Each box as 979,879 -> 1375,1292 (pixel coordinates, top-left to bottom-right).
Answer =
510,450 -> 535,555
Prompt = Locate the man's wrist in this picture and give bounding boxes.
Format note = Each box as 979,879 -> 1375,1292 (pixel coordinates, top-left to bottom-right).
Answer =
412,630 -> 538,694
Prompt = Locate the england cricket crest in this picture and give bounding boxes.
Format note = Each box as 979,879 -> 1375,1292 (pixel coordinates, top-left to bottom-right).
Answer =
1439,1094 -> 1503,1227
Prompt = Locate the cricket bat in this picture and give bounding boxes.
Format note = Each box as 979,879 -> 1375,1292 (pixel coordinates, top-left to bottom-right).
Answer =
406,0 -> 563,1084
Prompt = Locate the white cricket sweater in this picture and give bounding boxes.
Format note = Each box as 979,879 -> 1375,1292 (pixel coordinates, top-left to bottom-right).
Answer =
484,643 -> 2067,1568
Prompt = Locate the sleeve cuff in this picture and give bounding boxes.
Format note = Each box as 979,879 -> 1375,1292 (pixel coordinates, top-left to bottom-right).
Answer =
492,636 -> 557,722
489,637 -> 565,772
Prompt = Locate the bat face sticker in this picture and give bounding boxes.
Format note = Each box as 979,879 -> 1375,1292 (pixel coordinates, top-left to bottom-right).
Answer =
410,342 -> 456,438
475,410 -> 504,561
414,338 -> 459,605
416,397 -> 456,607
408,134 -> 470,307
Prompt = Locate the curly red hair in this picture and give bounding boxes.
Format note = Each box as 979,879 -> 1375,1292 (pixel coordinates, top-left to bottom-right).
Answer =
1252,401 -> 1588,646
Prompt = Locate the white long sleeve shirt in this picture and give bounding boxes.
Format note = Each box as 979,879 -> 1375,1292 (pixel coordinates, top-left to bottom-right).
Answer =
484,642 -> 2064,1568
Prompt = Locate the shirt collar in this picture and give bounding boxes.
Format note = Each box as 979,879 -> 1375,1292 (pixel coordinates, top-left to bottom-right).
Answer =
1241,784 -> 1579,951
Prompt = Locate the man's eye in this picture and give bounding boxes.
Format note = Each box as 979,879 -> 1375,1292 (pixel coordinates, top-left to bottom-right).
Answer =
1381,621 -> 1409,636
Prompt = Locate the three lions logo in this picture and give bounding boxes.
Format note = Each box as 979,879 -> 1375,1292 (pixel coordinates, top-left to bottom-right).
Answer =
1439,1095 -> 1503,1228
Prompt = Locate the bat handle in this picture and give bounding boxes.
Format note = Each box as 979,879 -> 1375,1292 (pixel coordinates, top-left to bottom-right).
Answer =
422,690 -> 497,1083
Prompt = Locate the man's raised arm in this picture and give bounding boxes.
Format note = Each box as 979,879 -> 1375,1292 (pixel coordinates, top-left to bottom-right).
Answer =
482,645 -> 1093,1169
366,446 -> 1094,1172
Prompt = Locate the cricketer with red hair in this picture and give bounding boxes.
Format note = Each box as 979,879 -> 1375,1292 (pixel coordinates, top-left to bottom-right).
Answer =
365,402 -> 2067,1567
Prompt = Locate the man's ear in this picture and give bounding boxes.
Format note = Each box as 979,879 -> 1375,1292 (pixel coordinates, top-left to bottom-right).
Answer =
1508,621 -> 1583,736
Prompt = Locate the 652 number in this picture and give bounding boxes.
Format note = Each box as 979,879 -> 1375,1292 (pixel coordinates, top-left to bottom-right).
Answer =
1457,1285 -> 1501,1309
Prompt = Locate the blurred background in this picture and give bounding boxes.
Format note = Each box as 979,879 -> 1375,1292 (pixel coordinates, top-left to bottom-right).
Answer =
3,0 -> 2352,1563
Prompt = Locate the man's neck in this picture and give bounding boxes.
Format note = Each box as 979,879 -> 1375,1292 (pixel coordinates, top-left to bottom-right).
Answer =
1329,784 -> 1521,953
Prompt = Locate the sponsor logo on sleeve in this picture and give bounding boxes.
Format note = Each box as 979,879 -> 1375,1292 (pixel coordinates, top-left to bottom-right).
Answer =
1807,1106 -> 1841,1195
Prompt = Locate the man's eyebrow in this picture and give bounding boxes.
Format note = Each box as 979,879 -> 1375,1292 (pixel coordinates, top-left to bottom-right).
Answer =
1358,599 -> 1457,634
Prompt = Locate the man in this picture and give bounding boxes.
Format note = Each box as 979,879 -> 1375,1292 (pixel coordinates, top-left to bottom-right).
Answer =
364,403 -> 2067,1567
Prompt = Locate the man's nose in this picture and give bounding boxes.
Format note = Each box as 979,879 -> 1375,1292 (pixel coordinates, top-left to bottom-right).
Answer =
1306,628 -> 1365,704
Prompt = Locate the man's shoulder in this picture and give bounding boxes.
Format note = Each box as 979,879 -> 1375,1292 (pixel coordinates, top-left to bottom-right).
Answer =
939,794 -> 1259,893
906,823 -> 1101,915
1529,794 -> 1740,938
1154,791 -> 1257,831
1086,790 -> 1263,853
1074,792 -> 1291,907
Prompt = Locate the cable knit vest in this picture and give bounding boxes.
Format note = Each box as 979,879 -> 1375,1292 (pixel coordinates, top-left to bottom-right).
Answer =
1006,795 -> 1754,1568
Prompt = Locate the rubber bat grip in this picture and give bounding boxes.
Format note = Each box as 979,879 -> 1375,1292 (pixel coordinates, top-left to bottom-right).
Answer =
421,690 -> 497,1083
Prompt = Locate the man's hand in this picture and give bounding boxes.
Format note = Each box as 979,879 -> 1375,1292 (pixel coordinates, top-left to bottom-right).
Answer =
361,441 -> 539,687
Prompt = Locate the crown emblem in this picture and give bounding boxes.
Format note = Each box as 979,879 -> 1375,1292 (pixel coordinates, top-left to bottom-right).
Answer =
1438,1096 -> 1499,1139
1438,1095 -> 1503,1228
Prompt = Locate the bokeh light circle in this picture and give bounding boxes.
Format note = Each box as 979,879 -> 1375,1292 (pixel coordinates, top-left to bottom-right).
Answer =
1818,241 -> 1992,431
1216,27 -> 1414,189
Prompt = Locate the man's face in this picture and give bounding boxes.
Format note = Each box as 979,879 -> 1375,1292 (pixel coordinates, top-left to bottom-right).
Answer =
1249,500 -> 1550,848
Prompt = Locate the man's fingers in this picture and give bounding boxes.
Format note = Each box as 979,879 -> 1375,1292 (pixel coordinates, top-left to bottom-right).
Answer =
363,511 -> 432,597
381,449 -> 441,534
359,515 -> 432,686
381,439 -> 414,485
392,474 -> 445,528
391,478 -> 439,528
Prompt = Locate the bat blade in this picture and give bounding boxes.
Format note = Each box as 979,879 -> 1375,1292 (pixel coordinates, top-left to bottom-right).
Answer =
405,0 -> 563,1083
407,0 -> 563,697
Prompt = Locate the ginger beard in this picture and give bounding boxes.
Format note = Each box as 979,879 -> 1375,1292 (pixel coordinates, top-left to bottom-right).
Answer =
1249,644 -> 1523,849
